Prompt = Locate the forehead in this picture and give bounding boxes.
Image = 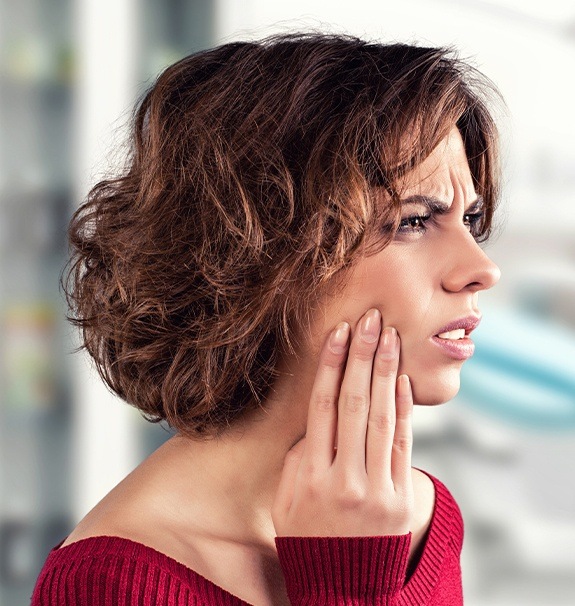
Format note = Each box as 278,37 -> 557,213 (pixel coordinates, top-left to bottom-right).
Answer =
400,128 -> 476,203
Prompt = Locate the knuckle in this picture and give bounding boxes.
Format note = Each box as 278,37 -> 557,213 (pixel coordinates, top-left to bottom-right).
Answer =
395,407 -> 412,421
393,435 -> 413,453
337,484 -> 366,508
323,349 -> 346,369
368,412 -> 395,434
342,392 -> 369,414
352,346 -> 377,363
314,392 -> 337,413
396,391 -> 412,405
374,352 -> 398,376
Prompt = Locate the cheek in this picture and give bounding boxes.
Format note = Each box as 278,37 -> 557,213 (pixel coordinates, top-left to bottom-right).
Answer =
373,263 -> 432,330
313,252 -> 434,346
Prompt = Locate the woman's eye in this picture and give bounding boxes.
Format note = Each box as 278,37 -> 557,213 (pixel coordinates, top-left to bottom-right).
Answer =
464,211 -> 485,237
397,214 -> 431,234
395,210 -> 486,237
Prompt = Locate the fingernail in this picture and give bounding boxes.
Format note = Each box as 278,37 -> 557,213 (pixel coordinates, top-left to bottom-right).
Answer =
382,326 -> 397,349
397,374 -> 411,397
329,322 -> 350,353
361,309 -> 381,343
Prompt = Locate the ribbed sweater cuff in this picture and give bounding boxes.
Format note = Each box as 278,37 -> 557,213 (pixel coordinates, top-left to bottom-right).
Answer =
275,534 -> 411,605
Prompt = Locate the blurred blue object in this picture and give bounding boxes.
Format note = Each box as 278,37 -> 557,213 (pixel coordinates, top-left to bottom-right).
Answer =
460,306 -> 575,429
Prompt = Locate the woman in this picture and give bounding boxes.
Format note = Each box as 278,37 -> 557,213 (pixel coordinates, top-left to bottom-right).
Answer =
32,33 -> 502,605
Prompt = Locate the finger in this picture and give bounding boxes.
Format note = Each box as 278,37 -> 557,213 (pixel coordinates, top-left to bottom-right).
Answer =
304,322 -> 350,468
391,374 -> 414,490
272,437 -> 306,523
366,326 -> 400,482
335,308 -> 381,472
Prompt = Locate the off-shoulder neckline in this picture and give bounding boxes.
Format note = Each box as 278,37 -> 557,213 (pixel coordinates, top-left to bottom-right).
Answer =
49,470 -> 460,605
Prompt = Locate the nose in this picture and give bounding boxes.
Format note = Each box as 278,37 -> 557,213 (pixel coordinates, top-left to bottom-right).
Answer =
441,231 -> 501,294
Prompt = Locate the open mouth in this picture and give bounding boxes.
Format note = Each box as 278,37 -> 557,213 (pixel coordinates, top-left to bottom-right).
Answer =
435,328 -> 467,341
431,329 -> 475,360
433,315 -> 480,341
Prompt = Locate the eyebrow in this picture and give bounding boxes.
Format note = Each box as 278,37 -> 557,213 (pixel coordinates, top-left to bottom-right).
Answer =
401,194 -> 485,214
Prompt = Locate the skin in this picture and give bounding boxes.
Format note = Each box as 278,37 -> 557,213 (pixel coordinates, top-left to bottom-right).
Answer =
290,126 -> 501,408
61,128 -> 500,606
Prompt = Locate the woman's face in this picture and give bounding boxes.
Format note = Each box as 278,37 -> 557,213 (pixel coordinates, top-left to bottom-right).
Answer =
311,127 -> 501,405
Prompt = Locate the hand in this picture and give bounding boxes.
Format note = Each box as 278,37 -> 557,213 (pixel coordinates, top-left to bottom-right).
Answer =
272,308 -> 414,537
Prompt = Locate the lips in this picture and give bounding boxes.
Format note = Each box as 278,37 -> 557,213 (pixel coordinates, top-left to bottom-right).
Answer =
429,315 -> 481,361
433,315 -> 481,338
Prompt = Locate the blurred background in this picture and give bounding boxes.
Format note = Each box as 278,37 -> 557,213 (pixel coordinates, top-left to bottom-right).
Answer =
0,0 -> 574,604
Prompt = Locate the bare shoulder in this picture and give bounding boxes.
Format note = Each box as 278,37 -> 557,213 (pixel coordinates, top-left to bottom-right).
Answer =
59,478 -> 153,549
411,467 -> 435,518
58,451 -> 211,576
60,452 -> 181,552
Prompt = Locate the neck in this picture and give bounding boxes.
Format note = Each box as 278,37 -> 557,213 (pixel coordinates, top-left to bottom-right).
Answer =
143,360 -> 314,551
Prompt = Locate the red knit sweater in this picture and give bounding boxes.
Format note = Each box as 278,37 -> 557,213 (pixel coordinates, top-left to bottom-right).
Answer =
31,473 -> 463,605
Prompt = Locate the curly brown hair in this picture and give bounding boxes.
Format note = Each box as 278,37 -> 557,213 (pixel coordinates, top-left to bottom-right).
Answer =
63,33 -> 501,437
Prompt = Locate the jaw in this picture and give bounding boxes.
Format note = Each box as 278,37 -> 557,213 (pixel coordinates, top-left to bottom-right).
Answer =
408,363 -> 462,406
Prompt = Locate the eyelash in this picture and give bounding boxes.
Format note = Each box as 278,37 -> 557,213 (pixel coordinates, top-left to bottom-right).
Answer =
397,212 -> 485,237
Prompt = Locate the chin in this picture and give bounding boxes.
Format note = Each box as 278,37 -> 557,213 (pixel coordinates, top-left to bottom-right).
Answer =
411,371 -> 461,406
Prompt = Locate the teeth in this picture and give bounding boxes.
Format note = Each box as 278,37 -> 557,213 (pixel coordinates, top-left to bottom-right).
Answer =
437,329 -> 466,340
